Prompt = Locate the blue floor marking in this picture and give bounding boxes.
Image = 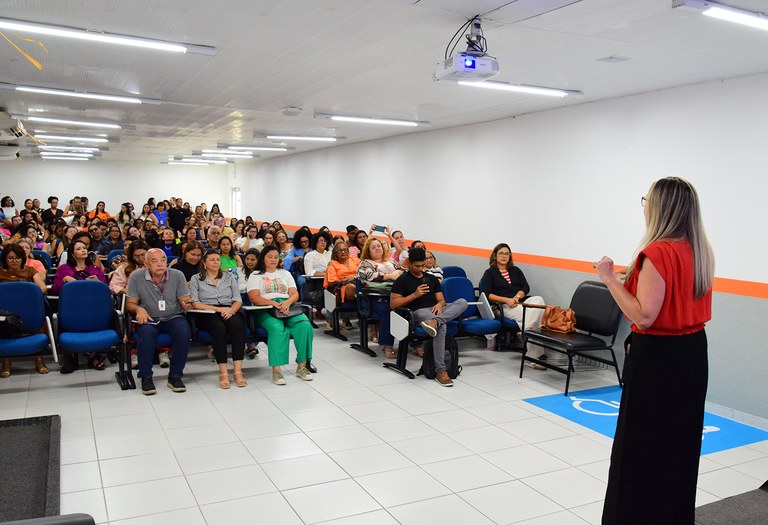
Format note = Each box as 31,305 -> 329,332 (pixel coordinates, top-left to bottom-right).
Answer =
523,386 -> 768,455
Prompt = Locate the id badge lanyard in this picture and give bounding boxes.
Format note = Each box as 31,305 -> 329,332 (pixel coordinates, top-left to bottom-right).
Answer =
152,272 -> 168,311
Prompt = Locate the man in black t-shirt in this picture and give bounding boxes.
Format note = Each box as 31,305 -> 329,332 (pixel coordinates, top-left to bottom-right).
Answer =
391,248 -> 467,387
167,198 -> 191,235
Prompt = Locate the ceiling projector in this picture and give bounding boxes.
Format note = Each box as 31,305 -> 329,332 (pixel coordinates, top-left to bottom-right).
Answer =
434,54 -> 499,82
0,112 -> 26,140
434,16 -> 499,82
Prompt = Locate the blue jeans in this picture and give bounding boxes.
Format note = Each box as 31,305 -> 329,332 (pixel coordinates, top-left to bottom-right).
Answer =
370,297 -> 394,346
134,316 -> 190,379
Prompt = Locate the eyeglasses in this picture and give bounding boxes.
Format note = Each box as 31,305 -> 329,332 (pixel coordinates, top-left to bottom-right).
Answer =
641,196 -> 647,207
336,248 -> 349,253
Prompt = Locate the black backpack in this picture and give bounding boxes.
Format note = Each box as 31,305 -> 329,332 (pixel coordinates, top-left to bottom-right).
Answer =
0,310 -> 25,338
418,336 -> 461,379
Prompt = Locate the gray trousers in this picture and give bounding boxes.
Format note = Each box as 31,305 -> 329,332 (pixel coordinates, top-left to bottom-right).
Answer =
412,298 -> 468,372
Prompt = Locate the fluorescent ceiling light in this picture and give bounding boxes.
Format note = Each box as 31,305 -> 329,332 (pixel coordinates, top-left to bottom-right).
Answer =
38,146 -> 99,152
27,116 -> 121,129
168,162 -> 212,166
40,151 -> 93,158
35,134 -> 108,143
457,80 -> 578,98
673,0 -> 768,31
201,151 -> 254,159
181,157 -> 228,165
228,146 -> 288,152
16,86 -> 145,104
41,156 -> 89,161
266,135 -> 337,142
315,113 -> 421,127
0,17 -> 216,55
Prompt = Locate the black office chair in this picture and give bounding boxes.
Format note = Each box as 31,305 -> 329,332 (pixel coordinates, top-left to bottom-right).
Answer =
520,280 -> 623,395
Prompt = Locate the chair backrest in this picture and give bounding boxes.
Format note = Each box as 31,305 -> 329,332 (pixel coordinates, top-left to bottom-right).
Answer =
58,280 -> 114,332
442,266 -> 467,279
107,249 -> 125,264
0,282 -> 45,332
33,250 -> 52,271
441,276 -> 478,318
569,281 -> 622,336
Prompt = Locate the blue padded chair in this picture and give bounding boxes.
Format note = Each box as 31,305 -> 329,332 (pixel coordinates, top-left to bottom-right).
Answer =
107,249 -> 125,265
54,280 -> 121,371
0,282 -> 57,362
33,249 -> 53,271
442,266 -> 467,279
441,277 -> 500,338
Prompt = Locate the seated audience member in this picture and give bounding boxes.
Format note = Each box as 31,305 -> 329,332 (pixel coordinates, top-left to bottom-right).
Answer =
98,224 -> 125,255
87,222 -> 104,246
59,232 -> 103,270
158,228 -> 181,258
246,245 -> 314,385
51,239 -> 109,373
190,250 -> 247,388
283,228 -> 310,272
206,226 -> 222,250
138,203 -> 157,224
46,221 -> 65,257
303,230 -> 333,319
260,230 -> 275,250
356,237 -> 404,359
41,196 -> 64,226
87,201 -> 111,222
0,244 -> 49,377
116,202 -> 135,229
257,221 -> 270,238
349,229 -> 368,258
345,224 -> 359,242
125,248 -> 194,395
424,250 -> 444,281
233,220 -> 245,241
390,229 -> 408,263
151,201 -> 169,227
275,229 -> 292,259
62,196 -> 83,224
237,248 -> 262,358
1,195 -> 18,225
324,241 -> 360,330
235,224 -> 262,253
167,197 -> 191,235
479,243 -> 547,367
169,241 -> 203,282
390,248 -> 468,386
21,199 -> 43,224
402,240 -> 425,269
214,216 -> 234,240
218,236 -> 242,273
110,240 -> 149,295
56,225 -> 79,260
16,239 -> 46,276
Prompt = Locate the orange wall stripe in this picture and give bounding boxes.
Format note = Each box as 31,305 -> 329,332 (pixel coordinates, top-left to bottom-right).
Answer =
281,224 -> 767,299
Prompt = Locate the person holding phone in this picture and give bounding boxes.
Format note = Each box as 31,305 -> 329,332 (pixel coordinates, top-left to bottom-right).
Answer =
390,248 -> 467,386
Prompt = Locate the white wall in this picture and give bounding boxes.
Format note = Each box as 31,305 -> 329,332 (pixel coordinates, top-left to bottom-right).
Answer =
239,72 -> 768,284
1,159 -> 228,216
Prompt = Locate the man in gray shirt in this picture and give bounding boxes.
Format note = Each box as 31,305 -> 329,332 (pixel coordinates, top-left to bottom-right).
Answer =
126,248 -> 194,395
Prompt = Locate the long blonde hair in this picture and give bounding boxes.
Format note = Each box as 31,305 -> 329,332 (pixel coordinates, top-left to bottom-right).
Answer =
626,177 -> 714,298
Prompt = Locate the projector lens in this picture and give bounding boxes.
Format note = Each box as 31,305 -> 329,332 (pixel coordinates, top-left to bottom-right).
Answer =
464,57 -> 476,69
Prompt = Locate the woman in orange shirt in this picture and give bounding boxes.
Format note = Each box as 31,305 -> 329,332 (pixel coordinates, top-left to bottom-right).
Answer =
324,241 -> 359,330
87,201 -> 111,223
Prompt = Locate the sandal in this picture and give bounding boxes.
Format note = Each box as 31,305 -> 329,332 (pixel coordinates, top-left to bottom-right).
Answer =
34,356 -> 49,375
410,346 -> 425,358
233,371 -> 248,387
526,361 -> 547,371
88,353 -> 106,371
383,346 -> 397,359
369,326 -> 378,343
0,358 -> 11,378
219,373 -> 231,389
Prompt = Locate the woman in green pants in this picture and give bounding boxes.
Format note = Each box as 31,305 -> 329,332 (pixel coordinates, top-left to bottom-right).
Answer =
246,245 -> 314,385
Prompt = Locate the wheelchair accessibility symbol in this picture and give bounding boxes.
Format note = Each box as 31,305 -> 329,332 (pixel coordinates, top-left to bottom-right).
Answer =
569,396 -> 620,416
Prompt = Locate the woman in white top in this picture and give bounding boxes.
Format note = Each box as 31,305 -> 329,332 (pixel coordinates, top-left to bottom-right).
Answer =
235,224 -> 263,253
302,230 -> 332,319
137,203 -> 157,224
246,245 -> 314,385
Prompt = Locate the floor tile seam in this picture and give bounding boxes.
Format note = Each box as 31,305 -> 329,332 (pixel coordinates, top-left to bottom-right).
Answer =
516,472 -> 606,510
96,451 -> 185,487
452,483 -> 542,525
699,464 -> 764,483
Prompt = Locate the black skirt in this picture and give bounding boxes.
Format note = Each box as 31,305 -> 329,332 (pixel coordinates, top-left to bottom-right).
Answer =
602,329 -> 708,525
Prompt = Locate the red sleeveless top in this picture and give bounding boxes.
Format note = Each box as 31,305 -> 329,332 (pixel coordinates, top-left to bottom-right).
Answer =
625,240 -> 712,335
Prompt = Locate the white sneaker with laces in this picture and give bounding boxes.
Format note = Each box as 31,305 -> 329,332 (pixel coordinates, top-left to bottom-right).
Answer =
159,351 -> 170,368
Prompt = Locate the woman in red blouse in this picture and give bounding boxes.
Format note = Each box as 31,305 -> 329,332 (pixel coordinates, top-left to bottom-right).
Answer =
595,177 -> 714,525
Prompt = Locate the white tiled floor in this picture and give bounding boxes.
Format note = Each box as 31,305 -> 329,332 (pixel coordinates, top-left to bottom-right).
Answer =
2,331 -> 766,524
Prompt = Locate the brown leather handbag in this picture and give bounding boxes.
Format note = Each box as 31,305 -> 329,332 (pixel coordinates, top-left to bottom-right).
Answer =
541,305 -> 577,333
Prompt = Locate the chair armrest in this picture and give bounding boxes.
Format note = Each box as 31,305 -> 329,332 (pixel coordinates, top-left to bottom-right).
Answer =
520,301 -> 545,334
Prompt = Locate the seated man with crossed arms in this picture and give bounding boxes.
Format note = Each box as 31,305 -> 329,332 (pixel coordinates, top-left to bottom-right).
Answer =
390,248 -> 467,387
126,248 -> 194,395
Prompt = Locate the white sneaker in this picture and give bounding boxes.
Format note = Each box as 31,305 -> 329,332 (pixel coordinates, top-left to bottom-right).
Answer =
130,352 -> 138,370
326,318 -> 334,330
159,351 -> 170,368
257,342 -> 268,353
